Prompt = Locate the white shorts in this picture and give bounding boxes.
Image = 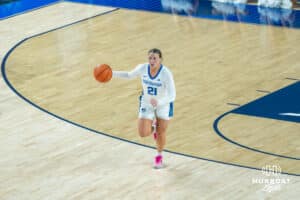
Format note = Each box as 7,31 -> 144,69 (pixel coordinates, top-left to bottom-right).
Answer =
138,96 -> 174,120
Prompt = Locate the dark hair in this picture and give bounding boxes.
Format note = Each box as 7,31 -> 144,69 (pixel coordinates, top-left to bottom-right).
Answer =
148,48 -> 162,59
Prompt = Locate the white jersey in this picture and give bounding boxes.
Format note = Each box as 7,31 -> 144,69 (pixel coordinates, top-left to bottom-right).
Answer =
113,63 -> 176,107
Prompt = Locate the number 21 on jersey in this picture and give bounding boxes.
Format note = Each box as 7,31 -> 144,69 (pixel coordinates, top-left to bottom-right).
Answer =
147,86 -> 157,95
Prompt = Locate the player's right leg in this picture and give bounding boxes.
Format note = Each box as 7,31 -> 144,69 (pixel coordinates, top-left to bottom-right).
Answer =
138,118 -> 152,137
138,99 -> 155,137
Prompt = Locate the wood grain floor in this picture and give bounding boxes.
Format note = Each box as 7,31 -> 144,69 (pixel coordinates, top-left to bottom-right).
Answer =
0,1 -> 299,199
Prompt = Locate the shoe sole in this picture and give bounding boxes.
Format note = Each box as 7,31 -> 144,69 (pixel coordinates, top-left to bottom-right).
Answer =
153,163 -> 165,169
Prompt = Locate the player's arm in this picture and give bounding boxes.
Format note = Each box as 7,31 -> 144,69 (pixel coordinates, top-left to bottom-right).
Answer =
158,71 -> 176,106
112,64 -> 143,79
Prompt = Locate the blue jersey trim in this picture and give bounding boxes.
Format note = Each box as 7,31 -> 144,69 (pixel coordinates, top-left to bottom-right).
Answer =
148,64 -> 163,80
138,94 -> 142,111
169,102 -> 174,117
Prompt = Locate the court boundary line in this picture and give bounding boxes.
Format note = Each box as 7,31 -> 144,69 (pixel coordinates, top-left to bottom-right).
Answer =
0,0 -> 60,21
214,111 -> 299,161
64,0 -> 300,29
1,8 -> 299,177
213,81 -> 300,161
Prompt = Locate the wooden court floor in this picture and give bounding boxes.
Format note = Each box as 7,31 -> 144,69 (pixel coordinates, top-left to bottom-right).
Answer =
0,1 -> 299,199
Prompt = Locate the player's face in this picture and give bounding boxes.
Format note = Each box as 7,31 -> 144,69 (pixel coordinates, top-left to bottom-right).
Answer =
148,53 -> 161,68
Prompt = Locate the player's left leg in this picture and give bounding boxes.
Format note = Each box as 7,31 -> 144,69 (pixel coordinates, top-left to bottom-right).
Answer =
156,118 -> 168,153
153,118 -> 169,169
152,118 -> 158,140
153,102 -> 173,168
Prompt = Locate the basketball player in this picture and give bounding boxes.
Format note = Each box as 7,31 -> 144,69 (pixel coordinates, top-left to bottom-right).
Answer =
112,48 -> 176,169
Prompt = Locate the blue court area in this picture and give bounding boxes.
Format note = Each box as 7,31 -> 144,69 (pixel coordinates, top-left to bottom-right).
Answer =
232,81 -> 300,123
1,0 -> 300,28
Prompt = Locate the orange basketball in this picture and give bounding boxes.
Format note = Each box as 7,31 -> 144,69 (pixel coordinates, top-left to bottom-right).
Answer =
94,64 -> 112,83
